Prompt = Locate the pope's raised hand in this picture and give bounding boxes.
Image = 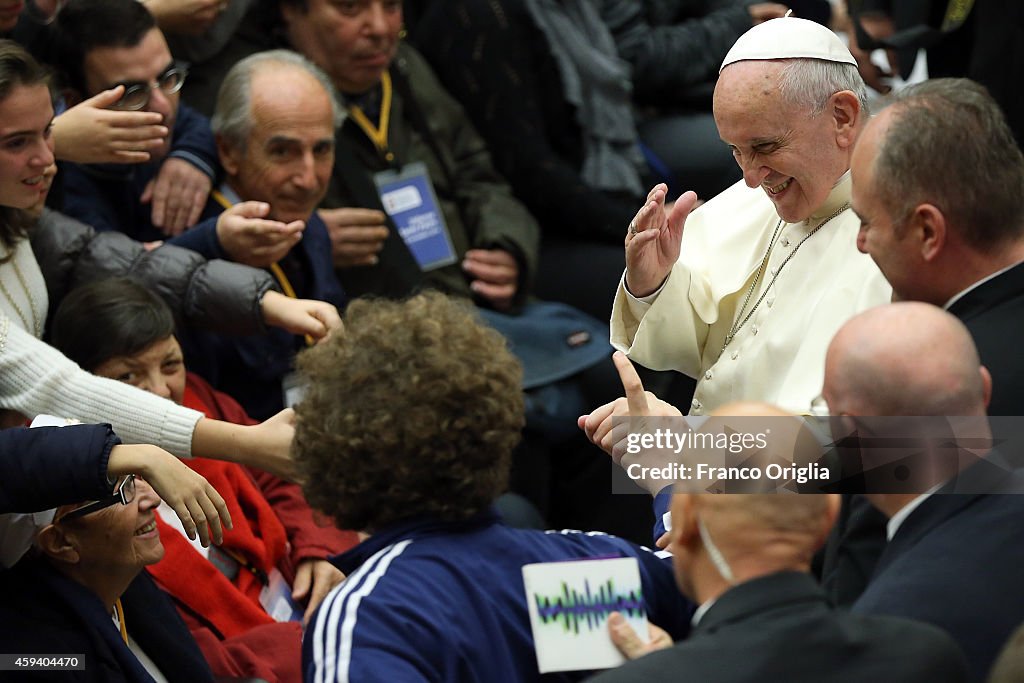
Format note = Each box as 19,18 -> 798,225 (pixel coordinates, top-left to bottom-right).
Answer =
624,186 -> 698,298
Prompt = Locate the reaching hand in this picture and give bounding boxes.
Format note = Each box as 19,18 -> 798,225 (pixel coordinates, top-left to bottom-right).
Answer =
216,201 -> 305,267
847,12 -> 900,94
260,290 -> 342,342
748,2 -> 788,24
463,248 -> 519,311
141,157 -> 212,236
320,207 -> 389,268
624,186 -> 698,298
608,612 -> 673,660
107,444 -> 232,547
292,558 -> 346,624
52,88 -> 168,164
192,412 -> 298,483
245,409 -> 299,482
145,0 -> 228,35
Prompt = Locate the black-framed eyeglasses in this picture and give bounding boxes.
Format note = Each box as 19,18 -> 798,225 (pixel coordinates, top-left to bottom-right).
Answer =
111,64 -> 189,111
59,474 -> 137,522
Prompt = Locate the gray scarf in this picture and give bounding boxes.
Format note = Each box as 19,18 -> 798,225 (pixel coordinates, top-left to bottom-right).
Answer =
524,0 -> 647,195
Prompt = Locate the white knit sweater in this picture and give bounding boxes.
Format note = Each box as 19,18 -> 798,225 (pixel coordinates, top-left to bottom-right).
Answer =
0,238 -> 201,457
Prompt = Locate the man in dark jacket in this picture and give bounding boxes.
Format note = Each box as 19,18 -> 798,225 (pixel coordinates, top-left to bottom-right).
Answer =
51,0 -> 219,239
591,490 -> 969,683
818,78 -> 1024,624
823,302 -> 1024,683
170,49 -> 347,420
852,78 -> 1024,418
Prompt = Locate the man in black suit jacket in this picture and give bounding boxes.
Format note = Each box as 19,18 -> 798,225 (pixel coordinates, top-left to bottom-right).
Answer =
852,77 -> 1024,418
823,302 -> 1024,682
591,489 -> 968,682
820,76 -> 1024,610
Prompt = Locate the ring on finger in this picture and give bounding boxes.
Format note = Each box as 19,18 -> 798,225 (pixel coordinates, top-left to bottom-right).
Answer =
628,219 -> 638,236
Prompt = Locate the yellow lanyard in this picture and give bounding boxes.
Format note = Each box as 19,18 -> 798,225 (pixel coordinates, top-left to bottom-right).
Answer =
348,72 -> 395,163
211,190 -> 314,347
113,599 -> 128,645
221,546 -> 270,585
941,0 -> 974,31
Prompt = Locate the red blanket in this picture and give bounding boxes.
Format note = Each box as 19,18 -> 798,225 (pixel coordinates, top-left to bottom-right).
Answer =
147,373 -> 358,682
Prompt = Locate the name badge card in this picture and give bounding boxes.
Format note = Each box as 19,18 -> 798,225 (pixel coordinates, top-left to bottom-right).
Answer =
259,568 -> 304,623
522,557 -> 649,673
373,162 -> 457,271
281,371 -> 307,410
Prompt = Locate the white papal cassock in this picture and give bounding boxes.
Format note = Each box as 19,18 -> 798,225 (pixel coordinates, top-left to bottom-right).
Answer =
610,173 -> 891,415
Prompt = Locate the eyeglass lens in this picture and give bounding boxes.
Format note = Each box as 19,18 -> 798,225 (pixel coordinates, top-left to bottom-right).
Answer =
118,474 -> 136,506
116,68 -> 187,110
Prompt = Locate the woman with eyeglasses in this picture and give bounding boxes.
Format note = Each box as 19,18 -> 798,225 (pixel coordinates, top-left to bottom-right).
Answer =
0,475 -> 222,682
0,40 -> 332,564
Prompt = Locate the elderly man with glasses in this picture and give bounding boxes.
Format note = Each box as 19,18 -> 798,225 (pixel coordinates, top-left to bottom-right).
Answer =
0,474 -> 222,682
51,0 -> 219,238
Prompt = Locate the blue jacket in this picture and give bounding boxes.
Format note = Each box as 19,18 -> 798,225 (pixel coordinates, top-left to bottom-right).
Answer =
176,197 -> 347,419
0,557 -> 214,682
303,510 -> 693,683
60,104 -> 219,242
0,423 -> 118,513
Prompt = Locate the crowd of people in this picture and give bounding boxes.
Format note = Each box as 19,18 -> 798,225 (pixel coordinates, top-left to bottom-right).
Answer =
1,0 -> 1023,681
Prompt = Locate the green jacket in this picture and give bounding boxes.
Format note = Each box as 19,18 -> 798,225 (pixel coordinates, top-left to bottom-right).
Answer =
324,43 -> 540,308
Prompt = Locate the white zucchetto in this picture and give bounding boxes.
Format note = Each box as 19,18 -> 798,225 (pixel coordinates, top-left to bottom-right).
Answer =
721,16 -> 857,71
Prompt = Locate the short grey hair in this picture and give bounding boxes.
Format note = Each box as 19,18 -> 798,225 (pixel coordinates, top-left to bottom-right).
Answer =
211,49 -> 345,151
874,78 -> 1024,251
777,58 -> 869,117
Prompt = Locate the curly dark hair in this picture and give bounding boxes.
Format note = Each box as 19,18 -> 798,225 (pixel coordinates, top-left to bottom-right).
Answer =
293,291 -> 524,531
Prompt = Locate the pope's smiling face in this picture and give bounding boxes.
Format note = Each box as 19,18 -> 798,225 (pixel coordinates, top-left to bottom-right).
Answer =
714,60 -> 854,223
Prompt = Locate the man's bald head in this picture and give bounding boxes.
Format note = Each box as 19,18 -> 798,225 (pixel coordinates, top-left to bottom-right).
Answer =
682,493 -> 835,543
823,302 -> 989,417
670,492 -> 838,601
668,400 -> 838,602
711,401 -> 791,418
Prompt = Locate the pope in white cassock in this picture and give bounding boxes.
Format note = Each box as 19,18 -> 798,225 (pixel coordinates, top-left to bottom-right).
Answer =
600,16 -> 891,425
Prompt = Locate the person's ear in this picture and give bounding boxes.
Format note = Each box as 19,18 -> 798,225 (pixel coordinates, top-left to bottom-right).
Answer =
670,494 -> 699,551
918,204 -> 947,262
35,524 -> 81,565
831,91 -> 861,150
216,134 -> 242,178
980,365 -> 993,410
906,203 -> 947,262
